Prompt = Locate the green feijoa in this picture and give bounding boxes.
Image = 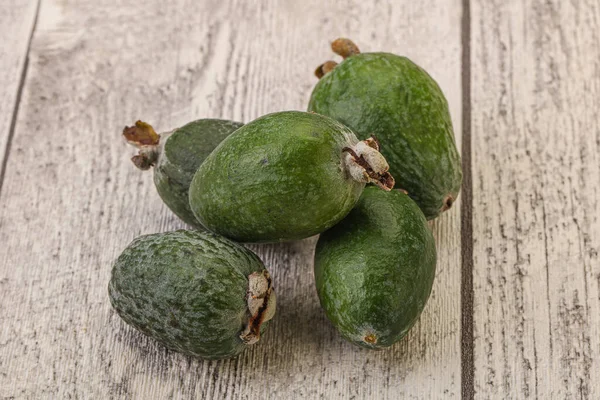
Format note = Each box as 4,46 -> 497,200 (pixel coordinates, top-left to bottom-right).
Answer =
308,38 -> 462,220
123,119 -> 243,228
314,187 -> 436,349
108,230 -> 275,359
188,111 -> 395,243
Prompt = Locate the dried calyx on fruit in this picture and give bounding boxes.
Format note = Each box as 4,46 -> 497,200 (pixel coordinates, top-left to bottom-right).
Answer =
123,120 -> 162,170
240,270 -> 276,344
314,38 -> 360,78
343,136 -> 394,191
108,230 -> 276,360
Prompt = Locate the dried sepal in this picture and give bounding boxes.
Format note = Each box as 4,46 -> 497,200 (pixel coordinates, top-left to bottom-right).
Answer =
315,60 -> 339,79
364,135 -> 380,151
331,38 -> 360,59
123,120 -> 160,146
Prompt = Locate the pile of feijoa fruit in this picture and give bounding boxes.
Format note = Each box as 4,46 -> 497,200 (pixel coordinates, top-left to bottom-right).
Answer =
108,38 -> 462,358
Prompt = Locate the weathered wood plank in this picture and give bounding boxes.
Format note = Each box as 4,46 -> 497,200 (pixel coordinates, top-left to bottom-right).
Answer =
0,0 -> 39,186
471,0 -> 600,398
0,0 -> 463,398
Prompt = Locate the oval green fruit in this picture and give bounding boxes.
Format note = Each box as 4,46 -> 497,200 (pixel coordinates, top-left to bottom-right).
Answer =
308,38 -> 462,219
189,111 -> 394,243
108,230 -> 275,359
124,119 -> 243,228
314,187 -> 436,349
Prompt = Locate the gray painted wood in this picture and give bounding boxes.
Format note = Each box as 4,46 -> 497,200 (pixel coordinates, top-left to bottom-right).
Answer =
0,0 -> 462,398
0,0 -> 38,179
471,0 -> 600,398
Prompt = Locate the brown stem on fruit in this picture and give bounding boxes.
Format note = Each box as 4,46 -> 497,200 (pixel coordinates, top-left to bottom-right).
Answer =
314,60 -> 339,79
123,121 -> 161,170
240,270 -> 276,345
343,138 -> 395,191
441,194 -> 454,212
331,38 -> 360,59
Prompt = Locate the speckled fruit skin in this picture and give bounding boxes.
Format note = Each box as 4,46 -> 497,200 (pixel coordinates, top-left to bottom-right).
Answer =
308,52 -> 462,219
189,111 -> 365,243
154,119 -> 243,228
108,230 -> 271,359
314,187 -> 436,349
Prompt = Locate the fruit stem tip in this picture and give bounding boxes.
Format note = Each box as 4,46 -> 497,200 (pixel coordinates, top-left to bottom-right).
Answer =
441,195 -> 455,212
240,270 -> 276,345
123,120 -> 160,170
344,138 -> 395,191
313,38 -> 360,79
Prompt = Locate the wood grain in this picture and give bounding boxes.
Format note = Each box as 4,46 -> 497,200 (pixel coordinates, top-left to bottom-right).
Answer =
471,0 -> 600,398
0,0 -> 463,398
0,0 -> 39,185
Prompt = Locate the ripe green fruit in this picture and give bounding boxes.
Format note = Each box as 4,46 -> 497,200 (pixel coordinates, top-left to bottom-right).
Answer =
123,119 -> 243,228
314,187 -> 436,349
308,38 -> 462,219
108,230 -> 275,359
189,111 -> 395,243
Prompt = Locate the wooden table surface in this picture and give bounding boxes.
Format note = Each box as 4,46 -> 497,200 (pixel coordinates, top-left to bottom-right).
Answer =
1,0 -> 598,399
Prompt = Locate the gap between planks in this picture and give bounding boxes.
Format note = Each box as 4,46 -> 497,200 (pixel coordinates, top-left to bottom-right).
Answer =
0,0 -> 41,198
460,0 -> 475,399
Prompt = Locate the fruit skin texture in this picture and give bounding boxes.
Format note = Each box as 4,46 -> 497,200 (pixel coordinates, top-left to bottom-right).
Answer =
153,119 -> 243,228
108,230 -> 274,360
189,111 -> 378,243
314,187 -> 436,349
308,52 -> 462,219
